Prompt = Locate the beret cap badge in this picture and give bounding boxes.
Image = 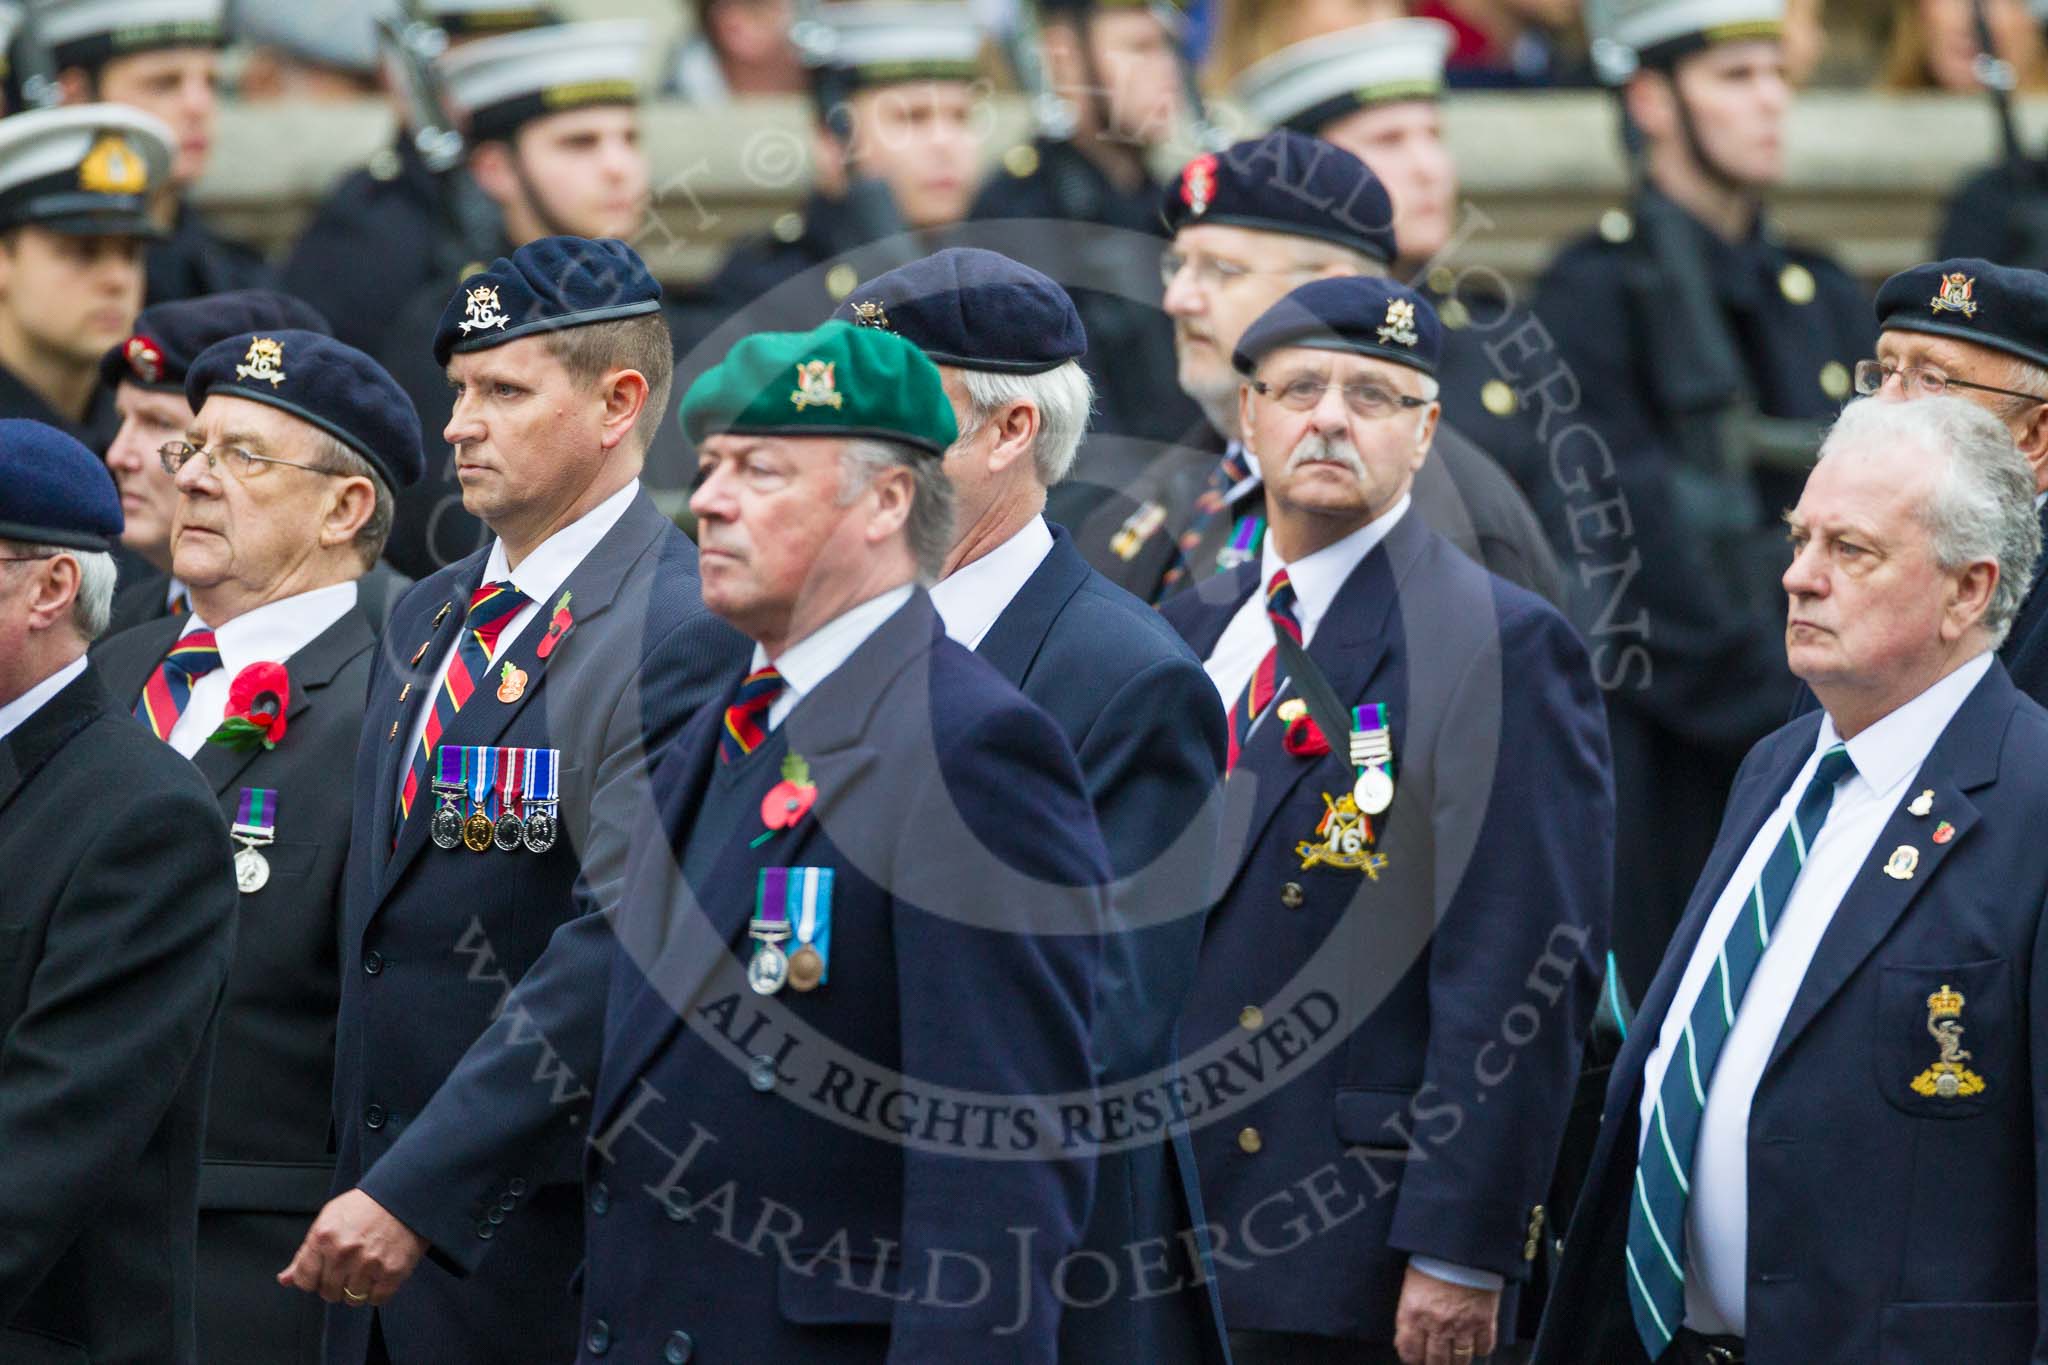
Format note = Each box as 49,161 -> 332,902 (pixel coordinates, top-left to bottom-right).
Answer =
234,336 -> 287,388
78,133 -> 147,195
1181,153 -> 1218,216
1378,298 -> 1419,348
850,299 -> 891,330
124,334 -> 165,385
1931,272 -> 1978,317
791,359 -> 845,411
460,284 -> 511,336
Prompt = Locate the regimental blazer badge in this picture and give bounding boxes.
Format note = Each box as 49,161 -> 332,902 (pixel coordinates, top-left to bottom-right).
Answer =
124,334 -> 165,384
1377,298 -> 1419,348
791,359 -> 844,410
235,336 -> 287,387
459,284 -> 511,334
1180,153 -> 1218,217
1296,790 -> 1388,879
1909,982 -> 1987,1099
1930,272 -> 1979,317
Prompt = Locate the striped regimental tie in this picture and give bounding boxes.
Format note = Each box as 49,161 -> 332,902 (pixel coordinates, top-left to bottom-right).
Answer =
720,666 -> 787,764
1225,569 -> 1300,773
1625,743 -> 1856,1358
395,581 -> 530,830
135,629 -> 222,740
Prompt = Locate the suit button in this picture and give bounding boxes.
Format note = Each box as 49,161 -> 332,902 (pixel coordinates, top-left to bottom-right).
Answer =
1523,1238 -> 1540,1261
1280,882 -> 1304,909
663,1192 -> 689,1221
487,1207 -> 505,1225
499,1193 -> 517,1211
748,1055 -> 778,1092
364,1104 -> 386,1130
664,1330 -> 695,1363
1239,1006 -> 1264,1031
475,1221 -> 493,1240
590,1182 -> 610,1215
586,1319 -> 611,1355
1238,1126 -> 1263,1154
508,1178 -> 527,1197
363,951 -> 383,975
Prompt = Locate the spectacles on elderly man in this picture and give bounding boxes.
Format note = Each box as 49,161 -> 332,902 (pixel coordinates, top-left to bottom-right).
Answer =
158,440 -> 342,481
1250,375 -> 1431,420
1852,359 -> 2048,406
1159,251 -> 1319,291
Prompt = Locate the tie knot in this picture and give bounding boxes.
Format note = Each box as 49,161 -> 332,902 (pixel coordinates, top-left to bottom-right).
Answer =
163,629 -> 222,678
467,580 -> 530,623
1811,743 -> 1855,794
736,665 -> 786,704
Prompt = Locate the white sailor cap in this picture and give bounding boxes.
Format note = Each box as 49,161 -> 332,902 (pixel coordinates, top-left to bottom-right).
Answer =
0,102 -> 173,236
421,0 -> 560,39
437,18 -> 648,143
804,2 -> 984,88
1232,18 -> 1454,135
235,0 -> 379,76
29,0 -> 224,70
1600,0 -> 1783,79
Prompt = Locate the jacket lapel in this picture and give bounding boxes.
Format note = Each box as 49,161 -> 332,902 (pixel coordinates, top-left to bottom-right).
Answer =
1764,665 -> 2014,1074
1173,560 -> 1261,661
377,560 -> 488,894
96,616 -> 183,708
191,608 -> 375,796
975,526 -> 1089,688
0,664 -> 107,819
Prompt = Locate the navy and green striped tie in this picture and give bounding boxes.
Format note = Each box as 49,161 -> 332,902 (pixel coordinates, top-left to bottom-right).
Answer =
1625,743 -> 1855,1358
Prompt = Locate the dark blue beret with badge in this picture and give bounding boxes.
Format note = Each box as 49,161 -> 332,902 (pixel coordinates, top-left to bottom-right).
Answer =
1233,276 -> 1442,378
1160,130 -> 1396,266
433,235 -> 663,367
102,289 -> 331,395
186,330 -> 425,491
1875,258 -> 2048,371
830,248 -> 1086,374
0,419 -> 122,552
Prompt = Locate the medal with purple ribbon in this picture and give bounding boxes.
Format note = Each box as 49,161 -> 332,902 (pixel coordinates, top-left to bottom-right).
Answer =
1216,513 -> 1266,571
431,745 -> 465,849
1349,703 -> 1394,816
749,868 -> 795,994
232,786 -> 276,893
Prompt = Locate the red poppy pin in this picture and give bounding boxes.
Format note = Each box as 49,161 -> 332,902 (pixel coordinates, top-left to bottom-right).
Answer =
208,661 -> 291,750
1281,708 -> 1330,758
535,590 -> 574,659
759,753 -> 818,833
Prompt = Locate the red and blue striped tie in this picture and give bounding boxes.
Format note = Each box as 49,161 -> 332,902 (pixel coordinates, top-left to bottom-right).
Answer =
720,666 -> 786,764
135,629 -> 223,740
1225,569 -> 1301,773
395,581 -> 530,829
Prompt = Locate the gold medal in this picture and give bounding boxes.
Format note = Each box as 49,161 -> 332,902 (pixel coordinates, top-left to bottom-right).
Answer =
463,811 -> 495,852
788,944 -> 824,992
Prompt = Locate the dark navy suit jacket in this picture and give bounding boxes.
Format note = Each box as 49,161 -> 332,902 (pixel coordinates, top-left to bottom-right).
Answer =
1535,661 -> 2048,1365
979,526 -> 1231,1363
581,591 -> 1106,1363
1161,507 -> 1614,1343
328,489 -> 747,1365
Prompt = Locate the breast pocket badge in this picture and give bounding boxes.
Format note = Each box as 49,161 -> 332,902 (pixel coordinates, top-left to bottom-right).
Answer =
1296,791 -> 1387,879
1909,982 -> 1987,1099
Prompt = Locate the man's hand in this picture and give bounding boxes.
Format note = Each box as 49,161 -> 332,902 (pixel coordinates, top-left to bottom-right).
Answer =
1393,1263 -> 1502,1365
277,1188 -> 429,1307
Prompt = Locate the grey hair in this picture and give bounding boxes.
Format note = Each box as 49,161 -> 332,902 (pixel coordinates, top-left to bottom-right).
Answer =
1818,396 -> 2042,647
957,360 -> 1096,487
6,542 -> 117,641
837,437 -> 956,584
307,433 -> 394,570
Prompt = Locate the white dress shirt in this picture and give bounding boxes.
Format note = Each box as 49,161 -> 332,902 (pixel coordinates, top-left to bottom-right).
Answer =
1203,494 -> 1412,709
929,515 -> 1054,650
402,480 -> 640,767
0,655 -> 87,742
167,582 -> 360,758
1638,649 -> 1994,1334
754,585 -> 914,731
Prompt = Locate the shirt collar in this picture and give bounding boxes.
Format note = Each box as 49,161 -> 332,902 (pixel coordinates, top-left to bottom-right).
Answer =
749,584 -> 916,702
1814,649 -> 1996,797
930,516 -> 1055,649
187,581 -> 360,678
0,655 -> 87,742
484,479 -> 640,608
1223,441 -> 1261,503
1256,494 -> 1412,643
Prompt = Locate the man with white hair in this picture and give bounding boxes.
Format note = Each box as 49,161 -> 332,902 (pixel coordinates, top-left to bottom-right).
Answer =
0,418 -> 239,1364
836,247 -> 1230,1363
1536,397 -> 2048,1364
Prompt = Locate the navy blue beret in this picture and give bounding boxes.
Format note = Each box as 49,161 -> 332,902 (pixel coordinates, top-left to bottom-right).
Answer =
433,235 -> 663,368
101,289 -> 331,394
1161,130 -> 1396,265
1233,276 -> 1442,378
0,419 -> 122,552
186,330 -> 425,491
829,248 -> 1086,374
1876,258 -> 2048,371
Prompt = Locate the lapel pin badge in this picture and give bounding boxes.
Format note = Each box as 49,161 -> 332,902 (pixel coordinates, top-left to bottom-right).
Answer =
1884,845 -> 1920,880
1908,789 -> 1934,817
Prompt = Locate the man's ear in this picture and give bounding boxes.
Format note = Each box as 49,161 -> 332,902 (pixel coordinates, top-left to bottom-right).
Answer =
598,368 -> 652,453
1623,69 -> 1676,143
864,463 -> 914,544
467,141 -> 517,209
320,476 -> 377,550
55,67 -> 94,105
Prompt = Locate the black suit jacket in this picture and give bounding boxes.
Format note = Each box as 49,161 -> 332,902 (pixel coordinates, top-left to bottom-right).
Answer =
96,603 -> 381,1362
0,664 -> 239,1365
330,489 -> 748,1365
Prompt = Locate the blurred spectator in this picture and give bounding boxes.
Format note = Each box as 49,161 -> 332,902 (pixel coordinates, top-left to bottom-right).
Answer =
1782,0 -> 1827,82
1879,0 -> 2048,88
663,0 -> 806,99
234,0 -> 383,103
1411,0 -> 1585,86
1211,0 -> 1401,84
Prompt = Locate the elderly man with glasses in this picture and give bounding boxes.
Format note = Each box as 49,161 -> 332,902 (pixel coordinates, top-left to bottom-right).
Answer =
92,328 -> 424,1365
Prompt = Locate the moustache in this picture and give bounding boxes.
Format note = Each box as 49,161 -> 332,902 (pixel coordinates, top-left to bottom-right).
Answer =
1286,434 -> 1368,477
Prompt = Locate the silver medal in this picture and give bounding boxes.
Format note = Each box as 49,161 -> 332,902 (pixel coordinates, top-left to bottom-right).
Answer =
430,802 -> 464,850
748,941 -> 789,995
522,804 -> 558,853
234,843 -> 270,894
493,812 -> 524,852
1353,765 -> 1394,816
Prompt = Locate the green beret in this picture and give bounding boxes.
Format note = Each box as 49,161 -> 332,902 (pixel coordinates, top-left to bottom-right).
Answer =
680,320 -> 959,457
